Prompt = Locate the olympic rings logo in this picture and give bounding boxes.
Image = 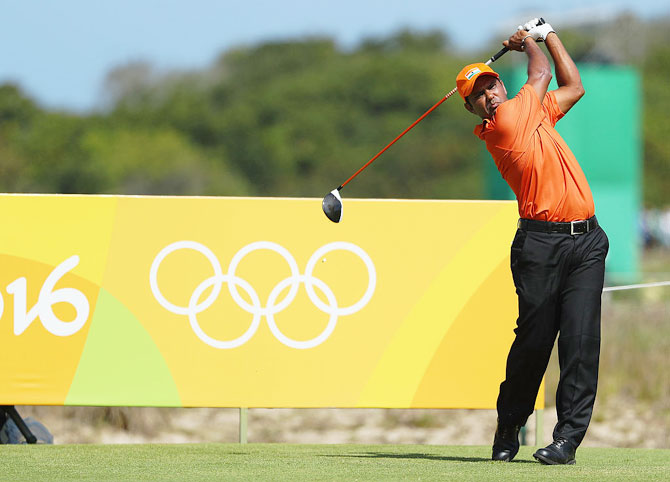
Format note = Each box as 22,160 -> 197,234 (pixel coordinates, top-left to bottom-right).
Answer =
150,241 -> 376,349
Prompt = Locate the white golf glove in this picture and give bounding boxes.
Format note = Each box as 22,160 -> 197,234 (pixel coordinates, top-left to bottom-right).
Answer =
517,18 -> 541,32
516,18 -> 555,41
528,22 -> 555,41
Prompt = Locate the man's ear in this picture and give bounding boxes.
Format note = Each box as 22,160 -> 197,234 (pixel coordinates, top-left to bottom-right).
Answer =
500,80 -> 507,96
464,101 -> 474,114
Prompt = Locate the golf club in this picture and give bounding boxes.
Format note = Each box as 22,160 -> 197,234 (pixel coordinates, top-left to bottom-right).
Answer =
322,37 -> 531,223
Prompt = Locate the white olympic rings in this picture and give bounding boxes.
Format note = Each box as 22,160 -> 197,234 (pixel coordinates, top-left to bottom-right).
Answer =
150,241 -> 376,349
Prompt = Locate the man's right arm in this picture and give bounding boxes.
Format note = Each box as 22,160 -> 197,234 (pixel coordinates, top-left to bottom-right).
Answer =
504,31 -> 553,103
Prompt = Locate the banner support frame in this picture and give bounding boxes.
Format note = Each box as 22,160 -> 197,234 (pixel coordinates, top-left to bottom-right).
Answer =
239,408 -> 248,444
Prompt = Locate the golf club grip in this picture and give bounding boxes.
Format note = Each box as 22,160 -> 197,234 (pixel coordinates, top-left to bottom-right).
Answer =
486,47 -> 509,65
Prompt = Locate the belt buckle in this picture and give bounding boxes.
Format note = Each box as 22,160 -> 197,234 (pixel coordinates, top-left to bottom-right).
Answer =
570,220 -> 586,235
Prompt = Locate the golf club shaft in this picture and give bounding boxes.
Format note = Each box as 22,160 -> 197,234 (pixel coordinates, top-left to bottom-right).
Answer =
339,91 -> 455,189
337,46 -> 510,191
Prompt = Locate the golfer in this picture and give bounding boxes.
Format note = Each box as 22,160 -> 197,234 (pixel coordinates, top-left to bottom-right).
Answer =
456,19 -> 609,465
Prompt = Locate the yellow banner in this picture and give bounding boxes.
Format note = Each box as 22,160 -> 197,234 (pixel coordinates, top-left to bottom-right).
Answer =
0,194 -> 543,409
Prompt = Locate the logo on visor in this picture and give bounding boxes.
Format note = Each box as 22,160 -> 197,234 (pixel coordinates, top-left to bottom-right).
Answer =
465,68 -> 481,80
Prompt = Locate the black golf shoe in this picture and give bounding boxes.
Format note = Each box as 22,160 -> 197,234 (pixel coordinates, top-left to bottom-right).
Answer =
491,422 -> 521,462
533,437 -> 576,465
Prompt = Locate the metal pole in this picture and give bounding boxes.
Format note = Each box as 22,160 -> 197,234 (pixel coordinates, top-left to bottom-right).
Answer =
239,408 -> 248,444
535,409 -> 544,446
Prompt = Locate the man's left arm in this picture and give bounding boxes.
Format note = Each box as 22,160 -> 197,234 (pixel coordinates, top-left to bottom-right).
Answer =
544,32 -> 585,114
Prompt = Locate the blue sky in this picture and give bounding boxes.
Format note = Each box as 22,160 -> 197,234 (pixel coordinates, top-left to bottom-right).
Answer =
2,0 -> 668,112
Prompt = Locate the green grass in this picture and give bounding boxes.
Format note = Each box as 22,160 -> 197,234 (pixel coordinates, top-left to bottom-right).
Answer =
1,444 -> 669,481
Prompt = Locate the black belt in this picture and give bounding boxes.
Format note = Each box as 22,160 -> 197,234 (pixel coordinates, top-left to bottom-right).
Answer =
518,216 -> 598,235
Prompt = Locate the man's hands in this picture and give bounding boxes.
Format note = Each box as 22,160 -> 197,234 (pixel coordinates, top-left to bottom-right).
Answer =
518,18 -> 555,42
504,18 -> 556,52
504,30 -> 534,52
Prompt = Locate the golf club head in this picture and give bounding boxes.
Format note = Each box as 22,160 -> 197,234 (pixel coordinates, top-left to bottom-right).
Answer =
322,189 -> 343,223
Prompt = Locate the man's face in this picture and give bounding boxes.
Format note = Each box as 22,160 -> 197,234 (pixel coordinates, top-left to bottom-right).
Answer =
465,75 -> 508,119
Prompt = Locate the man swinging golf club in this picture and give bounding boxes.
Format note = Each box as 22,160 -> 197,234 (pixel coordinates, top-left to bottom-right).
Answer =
457,19 -> 609,465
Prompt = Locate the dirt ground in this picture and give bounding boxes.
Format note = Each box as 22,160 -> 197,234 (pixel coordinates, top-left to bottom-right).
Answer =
17,398 -> 669,448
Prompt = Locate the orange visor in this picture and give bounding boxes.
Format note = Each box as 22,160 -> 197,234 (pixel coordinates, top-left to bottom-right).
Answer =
456,63 -> 500,100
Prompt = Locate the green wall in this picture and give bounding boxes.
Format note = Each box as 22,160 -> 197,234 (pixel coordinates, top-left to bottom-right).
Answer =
484,65 -> 641,281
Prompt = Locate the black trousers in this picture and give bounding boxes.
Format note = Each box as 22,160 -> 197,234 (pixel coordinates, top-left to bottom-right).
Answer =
497,222 -> 609,447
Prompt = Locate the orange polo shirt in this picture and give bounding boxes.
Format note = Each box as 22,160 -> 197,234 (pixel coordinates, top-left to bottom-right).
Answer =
475,84 -> 594,222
